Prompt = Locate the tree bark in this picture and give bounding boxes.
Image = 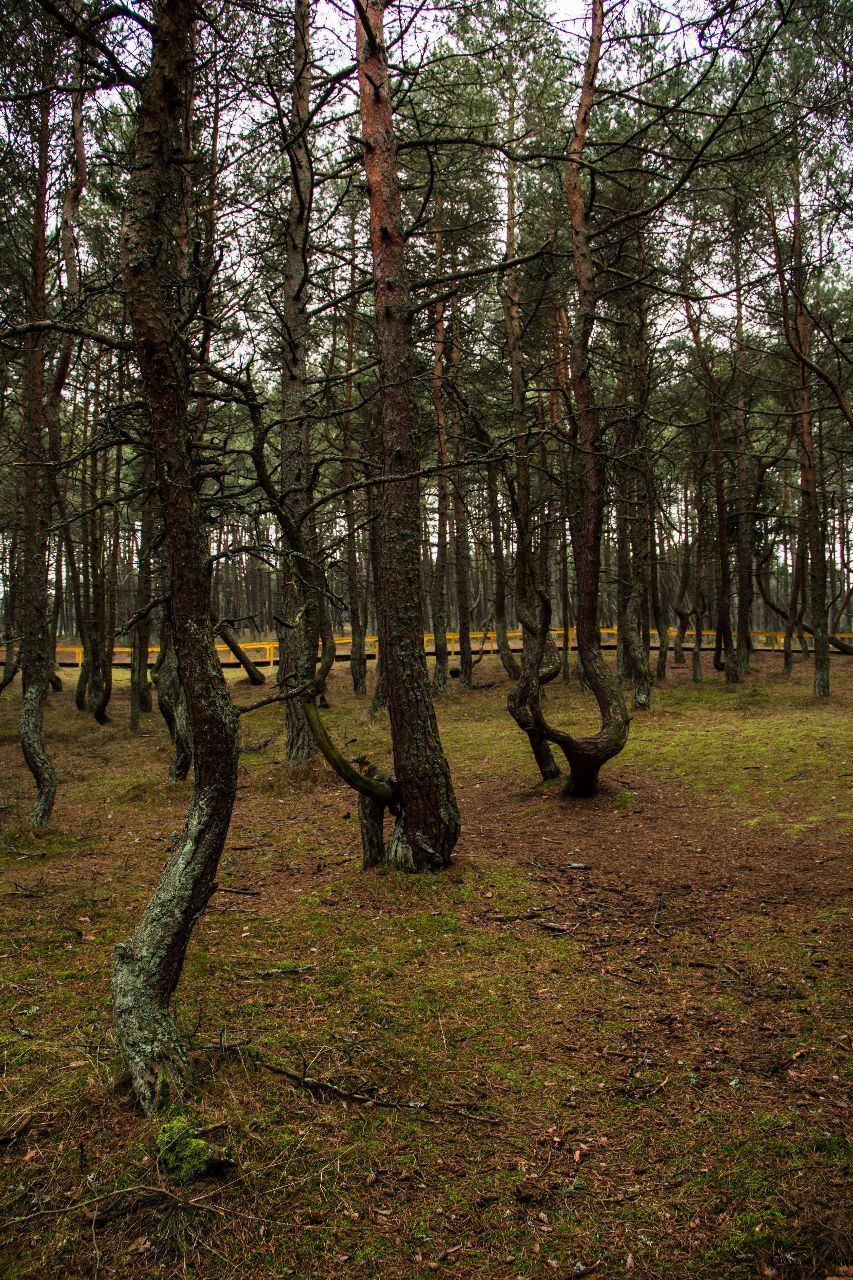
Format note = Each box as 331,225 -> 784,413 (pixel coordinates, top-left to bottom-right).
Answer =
275,0 -> 321,761
155,618 -> 192,782
430,216 -> 450,695
19,53 -> 57,828
217,620 -> 265,686
448,277 -> 473,688
709,405 -> 738,682
130,476 -> 155,730
732,234 -> 753,678
341,234 -> 367,696
356,0 -> 460,868
113,0 -> 239,1112
554,0 -> 629,796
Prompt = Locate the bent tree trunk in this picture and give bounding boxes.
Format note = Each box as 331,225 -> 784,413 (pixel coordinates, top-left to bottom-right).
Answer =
113,0 -> 238,1113
357,0 -> 460,869
553,0 -> 629,797
217,620 -> 265,686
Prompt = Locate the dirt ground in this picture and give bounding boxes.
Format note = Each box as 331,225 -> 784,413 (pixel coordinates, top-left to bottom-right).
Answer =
0,652 -> 850,1279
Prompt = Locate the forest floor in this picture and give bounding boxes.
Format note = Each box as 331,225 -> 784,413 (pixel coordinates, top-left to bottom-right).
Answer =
0,652 -> 850,1280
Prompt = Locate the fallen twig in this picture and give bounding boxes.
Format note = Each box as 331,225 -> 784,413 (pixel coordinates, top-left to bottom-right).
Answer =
251,1052 -> 499,1125
0,1111 -> 40,1147
252,1052 -> 430,1111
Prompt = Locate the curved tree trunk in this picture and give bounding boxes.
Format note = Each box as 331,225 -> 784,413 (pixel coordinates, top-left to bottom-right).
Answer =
113,0 -> 239,1112
555,0 -> 629,798
500,99 -> 560,782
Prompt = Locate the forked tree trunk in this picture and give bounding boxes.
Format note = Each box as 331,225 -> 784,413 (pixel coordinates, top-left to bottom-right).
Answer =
501,100 -> 560,783
113,0 -> 238,1112
356,0 -> 460,868
555,0 -> 629,797
512,0 -> 629,798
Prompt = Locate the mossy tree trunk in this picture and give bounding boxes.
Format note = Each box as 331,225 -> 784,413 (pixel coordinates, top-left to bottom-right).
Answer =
113,0 -> 239,1113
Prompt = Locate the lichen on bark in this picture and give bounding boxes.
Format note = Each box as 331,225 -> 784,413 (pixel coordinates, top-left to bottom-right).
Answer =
113,0 -> 239,1113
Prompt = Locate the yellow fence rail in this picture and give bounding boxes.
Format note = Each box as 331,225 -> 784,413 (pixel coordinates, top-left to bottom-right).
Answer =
8,628 -> 848,669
